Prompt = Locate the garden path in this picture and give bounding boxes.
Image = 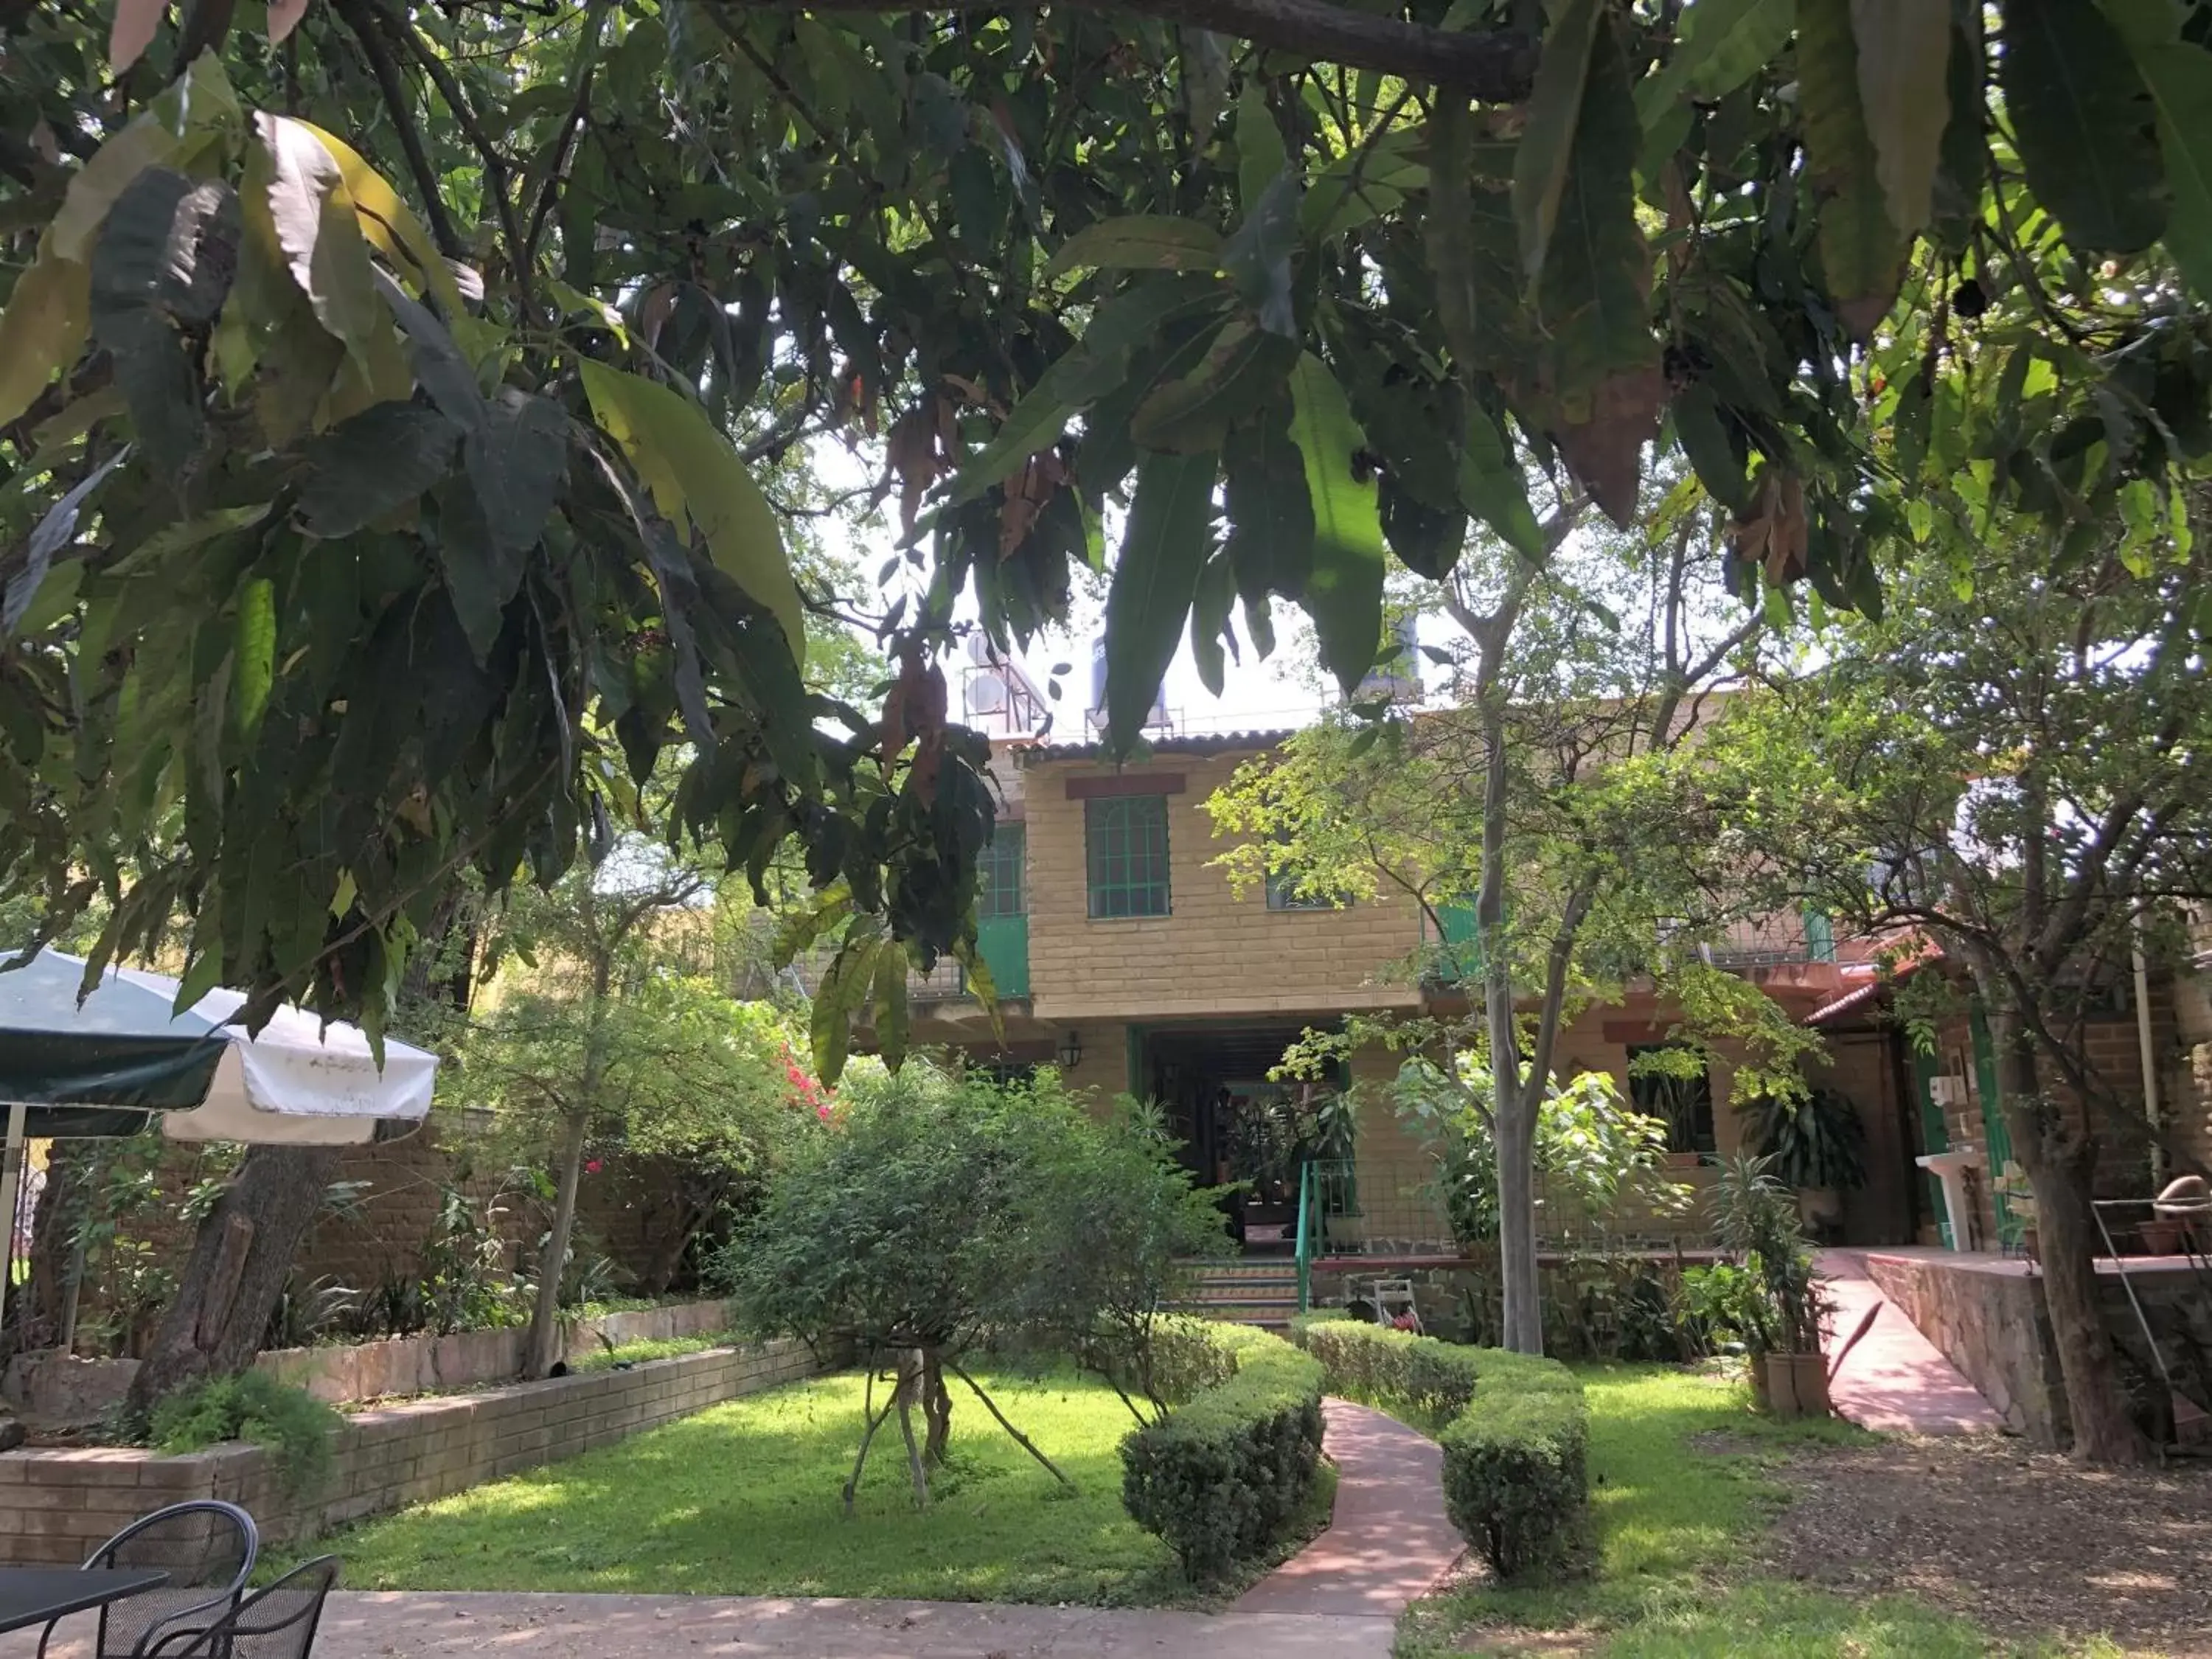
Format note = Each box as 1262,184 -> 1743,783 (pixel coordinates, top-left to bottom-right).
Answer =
1235,1397 -> 1464,1617
1817,1250 -> 2004,1435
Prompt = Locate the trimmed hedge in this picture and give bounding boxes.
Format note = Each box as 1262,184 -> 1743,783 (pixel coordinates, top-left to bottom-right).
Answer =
1291,1316 -> 1588,1581
1289,1311 -> 1478,1428
1119,1324 -> 1325,1579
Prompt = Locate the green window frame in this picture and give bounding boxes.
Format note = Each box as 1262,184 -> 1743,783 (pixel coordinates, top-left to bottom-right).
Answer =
979,824 -> 1026,919
1086,796 -> 1170,918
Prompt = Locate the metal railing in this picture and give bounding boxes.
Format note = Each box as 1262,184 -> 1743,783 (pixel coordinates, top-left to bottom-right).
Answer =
1301,1155 -> 1720,1257
1294,1161 -> 1315,1313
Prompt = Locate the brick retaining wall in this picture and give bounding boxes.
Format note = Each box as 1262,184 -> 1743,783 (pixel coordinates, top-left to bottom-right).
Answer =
0,1336 -> 835,1562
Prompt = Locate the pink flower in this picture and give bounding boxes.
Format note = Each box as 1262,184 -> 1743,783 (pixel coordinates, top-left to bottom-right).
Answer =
816,1103 -> 832,1121
584,1158 -> 603,1175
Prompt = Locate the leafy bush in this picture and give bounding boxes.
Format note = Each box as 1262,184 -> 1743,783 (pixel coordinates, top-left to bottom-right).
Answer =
1090,1312 -> 1239,1415
1290,1319 -> 1588,1582
1119,1325 -> 1324,1580
148,1372 -> 342,1500
1288,1313 -> 1478,1430
1439,1349 -> 1589,1581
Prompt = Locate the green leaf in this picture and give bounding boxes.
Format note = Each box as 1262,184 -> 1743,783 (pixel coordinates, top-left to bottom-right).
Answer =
1221,172 -> 1300,336
296,403 -> 459,538
1222,410 -> 1315,605
1104,450 -> 1217,749
1672,383 -> 1751,513
580,358 -> 807,663
465,389 -> 569,561
254,112 -> 385,366
1635,0 -> 1795,134
1130,321 -> 1299,453
1237,83 -> 1287,215
0,257 -> 90,430
1044,215 -> 1225,279
1287,354 -> 1385,694
1459,406 -> 1546,557
1849,0 -> 1954,236
231,577 -> 276,742
2115,35 -> 2212,296
2001,0 -> 2168,254
1513,0 -> 1604,291
871,942 -> 911,1071
1189,548 -> 1236,698
109,501 -> 273,578
953,279 -> 1225,498
1798,0 -> 1910,335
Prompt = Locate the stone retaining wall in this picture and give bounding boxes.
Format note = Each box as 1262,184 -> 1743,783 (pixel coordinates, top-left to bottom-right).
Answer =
5,1298 -> 737,1422
0,1335 -> 832,1562
1862,1251 -> 2068,1444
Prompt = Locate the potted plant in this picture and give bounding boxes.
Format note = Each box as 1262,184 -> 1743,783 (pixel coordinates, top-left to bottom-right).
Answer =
1678,1260 -> 1779,1408
1710,1154 -> 1832,1418
1739,1086 -> 1868,1237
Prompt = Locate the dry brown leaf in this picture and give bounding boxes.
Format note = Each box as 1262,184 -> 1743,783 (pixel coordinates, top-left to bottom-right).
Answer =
268,0 -> 312,46
884,407 -> 947,540
109,0 -> 164,73
1555,366 -> 1668,528
998,450 -> 1066,557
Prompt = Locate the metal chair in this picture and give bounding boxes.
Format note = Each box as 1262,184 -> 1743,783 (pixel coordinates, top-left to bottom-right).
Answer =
37,1500 -> 258,1659
151,1557 -> 339,1659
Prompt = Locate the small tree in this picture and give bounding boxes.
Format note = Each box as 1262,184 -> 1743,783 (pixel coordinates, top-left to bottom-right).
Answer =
723,1063 -> 1217,1508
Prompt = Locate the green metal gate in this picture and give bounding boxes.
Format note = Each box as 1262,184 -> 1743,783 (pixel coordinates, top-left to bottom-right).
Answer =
1969,1003 -> 2025,1251
1910,1046 -> 1953,1246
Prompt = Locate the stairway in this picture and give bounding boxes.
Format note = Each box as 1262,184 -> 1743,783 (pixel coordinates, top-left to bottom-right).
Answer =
1178,1260 -> 1301,1330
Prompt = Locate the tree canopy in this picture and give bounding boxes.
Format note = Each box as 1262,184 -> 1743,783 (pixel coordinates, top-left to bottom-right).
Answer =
4,0 -> 2211,1040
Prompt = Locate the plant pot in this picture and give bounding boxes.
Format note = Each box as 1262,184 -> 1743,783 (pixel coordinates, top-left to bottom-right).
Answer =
2140,1218 -> 2183,1256
1798,1186 -> 1843,1227
1665,1151 -> 1704,1170
1764,1350 -> 1831,1420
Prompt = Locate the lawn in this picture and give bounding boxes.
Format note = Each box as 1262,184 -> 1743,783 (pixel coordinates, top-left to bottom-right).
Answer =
1395,1368 -> 2121,1659
293,1366 -> 1326,1607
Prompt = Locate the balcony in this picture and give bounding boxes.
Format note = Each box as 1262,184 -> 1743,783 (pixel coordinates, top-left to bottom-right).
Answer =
911,914 -> 1031,1004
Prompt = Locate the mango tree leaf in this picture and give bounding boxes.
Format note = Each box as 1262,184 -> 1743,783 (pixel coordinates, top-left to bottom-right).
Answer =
1045,216 -> 1224,279
871,944 -> 910,1071
1798,0 -> 1909,335
1104,449 -> 1217,748
1237,83 -> 1287,213
1458,406 -> 1545,559
1189,547 -> 1237,697
295,403 -> 461,538
2001,0 -> 2168,254
1635,0 -> 1795,133
299,120 -> 470,319
231,577 -> 276,742
953,277 -> 1225,498
0,256 -> 90,429
1850,0 -> 1954,236
1672,383 -> 1752,512
89,168 -> 240,330
1130,321 -> 1298,453
6,447 -> 129,635
1287,353 -> 1385,693
579,359 -> 807,662
1222,171 -> 1300,336
1222,408 -> 1314,605
50,116 -> 183,262
2107,15 -> 2212,295
466,389 -> 569,560
1513,0 -> 1604,291
255,111 -> 384,363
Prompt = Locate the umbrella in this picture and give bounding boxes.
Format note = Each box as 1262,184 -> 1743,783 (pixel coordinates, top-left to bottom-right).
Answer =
0,951 -> 439,1340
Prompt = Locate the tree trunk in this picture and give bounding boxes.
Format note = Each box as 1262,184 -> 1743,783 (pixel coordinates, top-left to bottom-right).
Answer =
524,1104 -> 591,1379
21,1141 -> 86,1352
1494,1084 -> 1543,1352
1992,1006 -> 2150,1464
922,1351 -> 952,1466
122,1145 -> 340,1419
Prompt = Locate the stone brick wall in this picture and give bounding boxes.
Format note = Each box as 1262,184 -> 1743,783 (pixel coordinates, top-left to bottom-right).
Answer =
0,1336 -> 833,1562
1863,1250 -> 2068,1444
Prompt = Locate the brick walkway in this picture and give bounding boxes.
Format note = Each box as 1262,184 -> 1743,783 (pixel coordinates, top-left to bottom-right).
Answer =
1235,1397 -> 1464,1617
1819,1251 -> 2004,1435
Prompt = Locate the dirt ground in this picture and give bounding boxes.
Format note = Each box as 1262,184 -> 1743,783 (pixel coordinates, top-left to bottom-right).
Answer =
1763,1435 -> 2212,1657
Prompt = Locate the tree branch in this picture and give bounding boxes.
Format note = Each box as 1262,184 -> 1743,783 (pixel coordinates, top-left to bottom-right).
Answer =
731,0 -> 1540,97
333,0 -> 466,262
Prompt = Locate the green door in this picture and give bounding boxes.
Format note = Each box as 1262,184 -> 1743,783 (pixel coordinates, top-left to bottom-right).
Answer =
1910,1046 -> 1953,1246
973,824 -> 1029,996
1969,1003 -> 2024,1250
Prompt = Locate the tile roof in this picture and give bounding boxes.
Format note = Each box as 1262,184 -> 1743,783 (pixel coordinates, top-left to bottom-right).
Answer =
1003,728 -> 1299,762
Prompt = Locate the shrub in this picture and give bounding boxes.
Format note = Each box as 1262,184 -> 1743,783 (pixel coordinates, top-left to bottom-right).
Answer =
1439,1349 -> 1589,1581
148,1371 -> 342,1500
1091,1312 -> 1239,1416
1288,1313 -> 1478,1430
1290,1319 -> 1588,1582
1119,1324 -> 1324,1580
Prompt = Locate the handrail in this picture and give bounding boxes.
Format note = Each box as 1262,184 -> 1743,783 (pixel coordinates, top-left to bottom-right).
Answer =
1294,1159 -> 1315,1314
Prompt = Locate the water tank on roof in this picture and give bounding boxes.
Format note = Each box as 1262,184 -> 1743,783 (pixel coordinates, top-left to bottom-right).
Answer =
1355,614 -> 1422,706
1088,637 -> 1167,736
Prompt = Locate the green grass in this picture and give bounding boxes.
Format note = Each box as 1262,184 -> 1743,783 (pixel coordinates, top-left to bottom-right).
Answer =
288,1366 -> 1332,1607
1396,1367 -> 2110,1659
568,1331 -> 734,1371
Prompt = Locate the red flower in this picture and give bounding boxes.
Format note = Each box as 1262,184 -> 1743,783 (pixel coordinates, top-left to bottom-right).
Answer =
584,1158 -> 604,1175
816,1103 -> 832,1121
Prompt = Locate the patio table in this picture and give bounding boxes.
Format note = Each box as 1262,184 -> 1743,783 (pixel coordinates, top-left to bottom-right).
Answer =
0,1567 -> 170,1635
